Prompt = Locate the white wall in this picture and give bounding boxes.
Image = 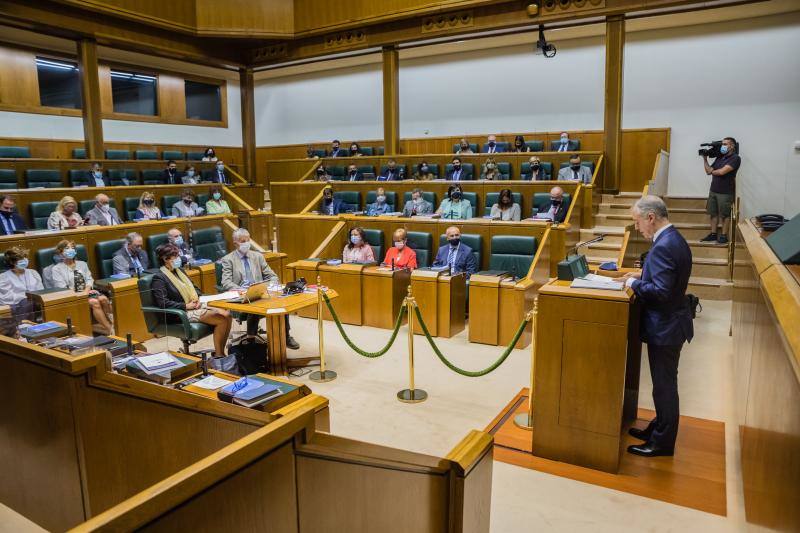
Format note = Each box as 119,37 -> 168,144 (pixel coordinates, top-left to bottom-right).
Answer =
0,111 -> 84,139
623,13 -> 800,218
254,62 -> 383,145
399,35 -> 606,138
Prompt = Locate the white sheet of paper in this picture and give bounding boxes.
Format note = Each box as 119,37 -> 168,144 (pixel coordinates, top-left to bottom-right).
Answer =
138,352 -> 177,370
192,375 -> 232,390
571,277 -> 624,291
266,307 -> 287,314
199,291 -> 241,304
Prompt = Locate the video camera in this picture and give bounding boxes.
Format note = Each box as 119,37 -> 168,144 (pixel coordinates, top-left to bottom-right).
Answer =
699,139 -> 740,158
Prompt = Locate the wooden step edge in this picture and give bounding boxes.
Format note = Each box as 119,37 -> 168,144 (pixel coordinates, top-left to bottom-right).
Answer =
688,276 -> 734,287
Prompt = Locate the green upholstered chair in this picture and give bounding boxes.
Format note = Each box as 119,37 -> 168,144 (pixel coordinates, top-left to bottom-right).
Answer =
451,143 -> 478,153
333,191 -> 361,212
532,192 -> 571,216
146,233 -> 170,266
550,139 -> 581,151
460,191 -> 478,212
124,197 -> 141,220
142,169 -> 166,185
402,191 -> 437,207
481,142 -> 509,153
35,245 -> 88,272
310,149 -> 326,158
525,141 -> 544,152
199,169 -> 215,182
197,194 -> 209,207
362,228 -> 384,261
161,195 -> 181,215
105,149 -> 131,160
29,201 -> 59,229
96,239 -> 126,278
0,146 -> 31,158
445,163 -> 474,180
162,150 -> 184,160
411,163 -> 440,178
25,169 -> 63,188
379,164 -> 408,179
483,191 -> 523,216
488,235 -> 538,279
68,169 -> 90,187
375,146 -> 385,156
186,151 -> 205,161
137,275 -> 214,355
108,169 -> 138,186
72,148 -> 87,159
359,147 -> 374,156
135,150 -> 158,160
496,162 -> 512,180
520,161 -> 553,180
357,165 -> 375,176
0,169 -> 18,189
78,198 -> 116,216
439,233 -> 482,268
365,190 -> 396,210
559,160 -> 595,174
191,226 -> 227,261
406,231 -> 432,268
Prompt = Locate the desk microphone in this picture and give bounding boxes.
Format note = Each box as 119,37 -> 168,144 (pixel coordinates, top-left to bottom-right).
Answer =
66,317 -> 73,336
391,258 -> 395,271
566,234 -> 605,258
126,333 -> 133,356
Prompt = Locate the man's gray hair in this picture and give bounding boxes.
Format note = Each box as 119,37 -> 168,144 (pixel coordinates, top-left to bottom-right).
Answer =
126,231 -> 141,243
633,195 -> 669,220
232,227 -> 250,241
412,187 -> 423,195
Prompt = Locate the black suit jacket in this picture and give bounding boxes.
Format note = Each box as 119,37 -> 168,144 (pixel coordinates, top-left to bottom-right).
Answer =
161,169 -> 183,185
0,211 -> 26,234
151,270 -> 201,323
344,172 -> 364,182
445,169 -> 471,181
84,172 -> 111,187
210,169 -> 230,184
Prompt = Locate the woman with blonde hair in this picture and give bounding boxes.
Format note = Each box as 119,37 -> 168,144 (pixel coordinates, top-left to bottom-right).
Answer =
480,157 -> 503,180
134,191 -> 162,220
47,196 -> 83,230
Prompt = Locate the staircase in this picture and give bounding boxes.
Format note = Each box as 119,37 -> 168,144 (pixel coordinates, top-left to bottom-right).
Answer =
584,193 -> 733,300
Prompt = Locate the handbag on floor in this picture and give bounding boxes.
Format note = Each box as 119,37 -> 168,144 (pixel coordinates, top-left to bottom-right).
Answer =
209,353 -> 240,374
230,337 -> 269,375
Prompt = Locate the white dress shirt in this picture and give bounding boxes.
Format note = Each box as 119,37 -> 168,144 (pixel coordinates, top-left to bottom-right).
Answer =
51,261 -> 94,291
0,269 -> 43,305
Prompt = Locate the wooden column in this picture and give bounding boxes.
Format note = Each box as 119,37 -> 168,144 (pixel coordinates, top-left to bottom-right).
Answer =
239,67 -> 257,184
603,16 -> 625,193
382,46 -> 400,155
77,39 -> 103,160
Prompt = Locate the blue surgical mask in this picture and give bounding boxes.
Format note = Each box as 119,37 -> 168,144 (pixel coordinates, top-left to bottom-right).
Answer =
560,136 -> 568,144
720,145 -> 729,154
216,163 -> 224,170
16,258 -> 28,270
350,235 -> 362,245
376,195 -> 386,204
94,171 -> 103,178
186,170 -> 195,177
63,248 -> 77,259
212,192 -> 222,200
171,257 -> 182,269
173,236 -> 184,246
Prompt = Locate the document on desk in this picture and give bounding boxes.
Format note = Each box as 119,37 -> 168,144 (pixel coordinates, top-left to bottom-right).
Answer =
199,291 -> 241,304
570,273 -> 624,291
266,308 -> 287,314
138,352 -> 180,371
193,375 -> 232,390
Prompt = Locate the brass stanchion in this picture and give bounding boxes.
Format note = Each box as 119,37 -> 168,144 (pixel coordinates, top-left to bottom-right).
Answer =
309,276 -> 337,383
514,299 -> 538,430
397,285 -> 427,403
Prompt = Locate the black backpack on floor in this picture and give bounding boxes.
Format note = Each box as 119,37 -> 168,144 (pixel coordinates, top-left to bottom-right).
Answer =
230,337 -> 269,375
687,294 -> 702,318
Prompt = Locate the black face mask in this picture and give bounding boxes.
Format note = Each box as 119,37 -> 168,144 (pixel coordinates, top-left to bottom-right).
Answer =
451,191 -> 462,200
183,199 -> 193,205
551,198 -> 562,205
532,164 -> 540,170
323,197 -> 332,203
460,145 -> 468,151
143,199 -> 154,206
453,164 -> 461,170
350,149 -> 358,155
449,238 -> 460,247
501,197 -> 511,205
488,141 -> 495,147
168,167 -> 176,173
571,164 -> 581,171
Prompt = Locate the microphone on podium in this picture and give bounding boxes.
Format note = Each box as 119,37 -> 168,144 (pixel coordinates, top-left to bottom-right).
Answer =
566,234 -> 605,259
558,234 -> 605,281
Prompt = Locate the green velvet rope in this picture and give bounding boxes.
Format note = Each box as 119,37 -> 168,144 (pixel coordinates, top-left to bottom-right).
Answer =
322,292 -> 405,358
413,304 -> 530,377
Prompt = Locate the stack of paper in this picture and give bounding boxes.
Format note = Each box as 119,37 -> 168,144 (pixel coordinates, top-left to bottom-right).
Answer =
570,273 -> 624,291
199,291 -> 241,304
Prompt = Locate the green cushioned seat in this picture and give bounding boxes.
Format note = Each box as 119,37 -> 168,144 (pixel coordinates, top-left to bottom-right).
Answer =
379,164 -> 408,178
187,151 -> 205,161
357,165 -> 374,176
72,148 -> 87,159
105,149 -> 130,160
135,150 -> 158,160
482,142 -> 509,153
162,150 -> 184,160
550,139 -> 581,151
333,191 -> 361,212
200,169 -> 216,182
520,162 -> 553,180
359,147 -> 374,156
36,245 -> 88,275
460,191 -> 478,211
161,195 -> 181,215
483,192 -> 523,216
79,198 -> 115,216
214,261 -> 224,292
25,169 -> 63,188
108,169 -> 138,186
525,141 -> 544,152
489,235 -> 538,279
533,192 -> 571,215
191,226 -> 226,261
68,169 -> 90,187
310,149 -> 326,158
411,164 -> 440,178
452,143 -> 478,153
439,233 -> 482,268
0,146 -> 31,158
96,239 -> 126,278
141,169 -> 166,185
362,228 -> 383,261
365,190 -> 396,210
29,201 -> 59,229
125,197 -> 142,220
406,231 -> 432,268
0,169 -> 18,189
197,194 -> 209,207
375,146 -> 385,156
445,163 -> 474,180
559,161 -> 595,174
402,191 -> 437,206
496,162 -> 512,180
146,233 -> 170,266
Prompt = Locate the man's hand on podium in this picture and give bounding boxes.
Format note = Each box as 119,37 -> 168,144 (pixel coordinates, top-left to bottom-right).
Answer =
618,272 -> 641,289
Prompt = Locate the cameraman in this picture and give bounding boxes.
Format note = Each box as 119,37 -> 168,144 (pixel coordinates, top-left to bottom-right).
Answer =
701,137 -> 740,244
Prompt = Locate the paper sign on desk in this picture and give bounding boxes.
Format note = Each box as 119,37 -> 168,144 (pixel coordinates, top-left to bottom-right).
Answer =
199,291 -> 241,304
192,375 -> 232,390
138,352 -> 179,371
266,308 -> 287,314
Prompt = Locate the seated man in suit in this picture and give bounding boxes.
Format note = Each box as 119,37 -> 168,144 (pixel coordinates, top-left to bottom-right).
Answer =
220,228 -> 299,348
534,186 -> 569,223
112,231 -> 149,276
433,226 -> 477,278
484,134 -> 504,154
345,164 -> 364,182
209,161 -> 230,184
319,186 -> 344,215
621,196 -> 693,458
555,132 -> 575,152
329,139 -> 343,157
161,160 -> 183,185
525,156 -> 548,181
167,227 -> 193,266
366,187 -> 392,216
0,195 -> 26,235
558,155 -> 592,184
86,193 -> 122,226
402,188 -> 433,217
86,162 -> 110,187
378,159 -> 402,181
446,157 -> 468,181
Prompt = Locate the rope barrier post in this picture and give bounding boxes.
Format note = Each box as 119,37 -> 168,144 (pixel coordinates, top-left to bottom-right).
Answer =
514,299 -> 538,430
397,285 -> 427,403
310,275 -> 337,383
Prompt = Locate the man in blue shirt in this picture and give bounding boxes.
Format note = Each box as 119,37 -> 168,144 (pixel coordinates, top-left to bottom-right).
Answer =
0,195 -> 26,235
86,162 -> 110,187
112,232 -> 149,276
432,226 -> 477,277
366,187 -> 392,216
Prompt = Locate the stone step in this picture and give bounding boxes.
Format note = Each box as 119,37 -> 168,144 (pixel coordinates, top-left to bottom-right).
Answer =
666,196 -> 707,209
686,240 -> 730,259
584,243 -> 621,260
691,258 -> 730,278
688,276 -> 733,300
597,204 -> 708,223
580,226 -> 625,244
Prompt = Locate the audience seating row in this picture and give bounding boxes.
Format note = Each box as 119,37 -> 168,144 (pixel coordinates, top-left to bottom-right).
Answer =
450,139 -> 581,153
0,146 -> 210,161
0,167 -> 225,189
322,160 -> 594,181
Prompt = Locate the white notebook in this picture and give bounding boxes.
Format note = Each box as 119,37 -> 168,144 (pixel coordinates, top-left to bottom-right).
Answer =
570,274 -> 624,291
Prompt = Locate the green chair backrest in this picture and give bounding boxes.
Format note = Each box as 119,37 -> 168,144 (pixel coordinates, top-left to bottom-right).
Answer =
411,163 -> 440,177
135,150 -> 158,160
550,139 -> 581,151
191,226 -> 226,261
214,261 -> 224,291
360,147 -> 374,156
402,191 -> 437,206
0,169 -> 17,189
520,161 -> 553,180
362,228 -> 384,261
333,191 -> 361,212
496,162 -> 511,180
187,151 -> 205,161
105,149 -> 130,160
406,231 -> 432,268
72,148 -> 87,159
125,197 -> 142,220
79,198 -> 116,216
0,146 -> 31,158
162,150 -> 184,160
29,201 -> 59,229
559,161 -> 595,174
533,192 -> 571,213
483,192 -> 522,216
68,169 -> 89,186
525,141 -> 544,152
375,146 -> 385,156
489,235 -> 538,279
445,163 -> 474,180
310,149 -> 326,158
161,195 -> 181,215
137,275 -> 159,332
147,233 -> 170,266
365,190 -> 396,210
451,143 -> 478,153
356,165 -> 374,176
197,194 -> 209,207
459,191 -> 478,211
35,245 -> 88,275
25,169 -> 63,188
96,239 -> 126,278
439,233 -> 482,268
108,169 -> 138,186
141,169 -> 165,185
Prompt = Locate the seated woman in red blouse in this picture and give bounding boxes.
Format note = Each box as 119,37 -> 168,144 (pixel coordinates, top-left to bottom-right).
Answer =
383,228 -> 418,270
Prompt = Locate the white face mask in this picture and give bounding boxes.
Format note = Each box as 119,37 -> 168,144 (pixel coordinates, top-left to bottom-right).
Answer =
412,197 -> 422,204
238,242 -> 251,254
395,241 -> 405,249
186,170 -> 195,177
99,203 -> 109,212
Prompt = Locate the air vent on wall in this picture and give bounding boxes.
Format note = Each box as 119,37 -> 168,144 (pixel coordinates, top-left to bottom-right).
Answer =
537,0 -> 605,15
421,10 -> 473,33
323,30 -> 367,50
252,43 -> 289,62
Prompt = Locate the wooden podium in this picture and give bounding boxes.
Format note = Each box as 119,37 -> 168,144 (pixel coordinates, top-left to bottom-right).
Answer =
532,279 -> 641,473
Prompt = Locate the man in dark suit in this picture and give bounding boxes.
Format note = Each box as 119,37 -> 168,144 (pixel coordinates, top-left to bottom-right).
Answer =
86,162 -> 111,187
534,186 -> 569,223
0,195 -> 26,235
446,157 -> 469,181
319,187 -> 344,215
161,160 -> 183,185
329,140 -> 343,157
345,164 -> 364,182
432,226 -> 477,277
622,195 -> 693,458
483,134 -> 505,154
210,161 -> 230,184
378,159 -> 403,181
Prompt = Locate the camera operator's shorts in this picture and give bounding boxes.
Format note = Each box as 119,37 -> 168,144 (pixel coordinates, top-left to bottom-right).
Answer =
707,191 -> 733,218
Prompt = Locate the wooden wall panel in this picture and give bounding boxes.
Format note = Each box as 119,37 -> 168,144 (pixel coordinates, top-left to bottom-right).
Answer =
620,128 -> 671,192
0,45 -> 41,109
195,0 -> 294,36
157,72 -> 187,123
59,0 -> 197,31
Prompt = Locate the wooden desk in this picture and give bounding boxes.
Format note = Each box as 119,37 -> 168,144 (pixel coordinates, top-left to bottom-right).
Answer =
362,266 -> 411,329
532,279 -> 641,473
290,261 -> 365,325
28,290 -> 92,335
410,270 -> 466,338
209,288 -> 339,376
